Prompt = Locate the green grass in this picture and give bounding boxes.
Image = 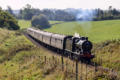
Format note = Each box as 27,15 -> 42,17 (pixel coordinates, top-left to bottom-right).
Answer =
18,20 -> 63,30
49,21 -> 64,24
18,20 -> 31,30
45,20 -> 120,43
93,40 -> 120,70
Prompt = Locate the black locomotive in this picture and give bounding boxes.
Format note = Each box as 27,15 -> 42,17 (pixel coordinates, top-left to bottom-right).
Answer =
27,28 -> 94,61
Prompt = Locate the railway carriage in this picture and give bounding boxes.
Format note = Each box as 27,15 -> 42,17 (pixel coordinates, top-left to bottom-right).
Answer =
51,34 -> 66,49
42,32 -> 52,45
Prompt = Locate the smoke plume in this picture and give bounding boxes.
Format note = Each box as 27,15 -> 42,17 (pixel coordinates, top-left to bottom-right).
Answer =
76,9 -> 96,35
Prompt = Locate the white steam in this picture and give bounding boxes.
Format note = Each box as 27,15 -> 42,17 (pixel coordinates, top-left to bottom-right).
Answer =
74,32 -> 80,37
76,9 -> 96,21
76,9 -> 96,35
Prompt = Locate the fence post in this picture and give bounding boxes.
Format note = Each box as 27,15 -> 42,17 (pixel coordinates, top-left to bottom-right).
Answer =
76,60 -> 78,80
61,55 -> 64,71
55,58 -> 57,65
100,56 -> 102,65
58,58 -> 59,64
80,61 -> 82,80
73,61 -> 75,67
52,56 -> 55,64
109,53 -> 111,68
94,62 -> 97,79
38,56 -> 40,61
39,56 -> 40,59
85,61 -> 87,80
44,56 -> 46,63
72,68 -> 73,73
52,56 -> 54,61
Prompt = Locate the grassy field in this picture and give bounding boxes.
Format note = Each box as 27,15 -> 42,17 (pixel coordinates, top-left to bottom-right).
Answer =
18,20 -> 31,30
49,21 -> 64,24
18,20 -> 64,30
45,20 -> 120,43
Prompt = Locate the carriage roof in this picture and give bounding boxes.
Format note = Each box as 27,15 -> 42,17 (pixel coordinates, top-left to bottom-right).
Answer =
28,28 -> 66,39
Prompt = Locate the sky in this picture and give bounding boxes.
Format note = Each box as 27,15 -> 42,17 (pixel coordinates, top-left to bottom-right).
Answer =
0,0 -> 120,10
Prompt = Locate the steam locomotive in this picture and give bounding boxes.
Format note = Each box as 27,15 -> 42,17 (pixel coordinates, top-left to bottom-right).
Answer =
27,28 -> 94,61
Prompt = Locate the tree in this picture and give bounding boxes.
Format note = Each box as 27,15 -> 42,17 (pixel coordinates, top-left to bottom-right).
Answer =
6,6 -> 14,16
0,6 -> 2,10
0,8 -> 20,30
22,4 -> 34,20
31,14 -> 50,29
17,5 -> 120,21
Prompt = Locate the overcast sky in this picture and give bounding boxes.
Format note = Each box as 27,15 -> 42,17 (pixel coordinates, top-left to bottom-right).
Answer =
0,0 -> 120,10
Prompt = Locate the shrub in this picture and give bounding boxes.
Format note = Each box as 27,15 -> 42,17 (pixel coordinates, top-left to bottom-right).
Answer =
31,14 -> 50,29
0,9 -> 20,30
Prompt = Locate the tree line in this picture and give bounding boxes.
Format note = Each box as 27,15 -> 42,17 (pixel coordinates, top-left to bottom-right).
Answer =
0,4 -> 120,30
11,4 -> 120,21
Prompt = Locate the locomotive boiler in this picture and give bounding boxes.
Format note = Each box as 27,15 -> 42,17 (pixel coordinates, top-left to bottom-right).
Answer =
27,28 -> 94,61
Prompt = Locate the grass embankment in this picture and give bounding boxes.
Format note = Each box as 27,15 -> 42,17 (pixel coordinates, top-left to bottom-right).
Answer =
93,40 -> 120,70
0,28 -> 62,79
0,28 -> 80,80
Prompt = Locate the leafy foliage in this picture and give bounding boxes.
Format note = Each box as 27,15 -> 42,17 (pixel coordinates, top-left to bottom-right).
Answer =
31,14 -> 50,29
0,8 -> 20,30
17,4 -> 41,20
6,6 -> 15,16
